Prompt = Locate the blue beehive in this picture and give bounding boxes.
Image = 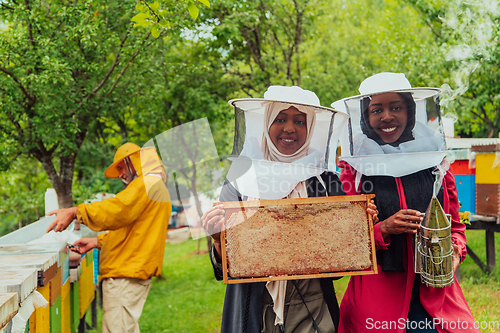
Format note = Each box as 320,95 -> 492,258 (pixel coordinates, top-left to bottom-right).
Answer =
455,174 -> 476,213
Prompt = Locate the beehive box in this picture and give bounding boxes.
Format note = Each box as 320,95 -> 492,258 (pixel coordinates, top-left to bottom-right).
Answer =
50,267 -> 61,307
0,243 -> 69,286
30,284 -> 50,333
473,150 -> 500,184
451,160 -> 475,175
50,296 -> 61,333
476,183 -> 500,215
60,279 -> 71,333
0,252 -> 58,287
221,194 -> 377,284
70,282 -> 79,333
455,174 -> 476,213
78,253 -> 95,319
0,293 -> 18,330
0,269 -> 38,304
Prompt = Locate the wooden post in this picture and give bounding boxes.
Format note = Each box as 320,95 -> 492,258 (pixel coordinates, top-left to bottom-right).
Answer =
91,297 -> 97,328
465,245 -> 487,272
78,314 -> 86,333
486,228 -> 497,273
99,282 -> 103,308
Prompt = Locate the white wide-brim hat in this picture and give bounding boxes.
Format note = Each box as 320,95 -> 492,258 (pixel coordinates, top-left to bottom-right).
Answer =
333,72 -> 440,108
229,85 -> 344,115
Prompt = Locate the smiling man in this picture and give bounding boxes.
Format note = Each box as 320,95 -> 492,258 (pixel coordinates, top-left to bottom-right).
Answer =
46,142 -> 172,333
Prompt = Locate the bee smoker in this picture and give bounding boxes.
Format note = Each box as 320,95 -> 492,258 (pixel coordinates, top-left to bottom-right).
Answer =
414,166 -> 455,288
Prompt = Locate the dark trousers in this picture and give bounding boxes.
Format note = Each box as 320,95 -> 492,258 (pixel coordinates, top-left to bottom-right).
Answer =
407,303 -> 438,333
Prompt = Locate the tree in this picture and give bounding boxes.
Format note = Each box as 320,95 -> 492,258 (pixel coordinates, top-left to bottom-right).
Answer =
207,0 -> 316,96
299,0 -> 437,104
0,0 -> 177,208
404,0 -> 500,138
0,153 -> 114,236
203,0 -> 437,104
0,157 -> 50,236
125,25 -> 238,251
0,0 -> 453,222
132,0 -> 210,38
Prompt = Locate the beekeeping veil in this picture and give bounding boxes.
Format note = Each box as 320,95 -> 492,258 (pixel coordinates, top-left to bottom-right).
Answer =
332,72 -> 447,177
227,86 -> 348,199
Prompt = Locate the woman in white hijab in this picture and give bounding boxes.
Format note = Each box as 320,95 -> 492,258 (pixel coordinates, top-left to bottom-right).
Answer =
202,86 -> 362,333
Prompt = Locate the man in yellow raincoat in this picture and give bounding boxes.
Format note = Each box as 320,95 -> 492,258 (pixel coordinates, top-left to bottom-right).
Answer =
46,142 -> 172,333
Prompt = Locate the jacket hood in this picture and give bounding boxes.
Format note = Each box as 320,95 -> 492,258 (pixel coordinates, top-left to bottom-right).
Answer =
133,147 -> 166,182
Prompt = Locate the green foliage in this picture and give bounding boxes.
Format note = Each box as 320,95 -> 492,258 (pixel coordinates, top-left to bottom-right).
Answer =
123,22 -> 238,202
74,139 -> 124,195
0,148 -> 121,236
201,0 -> 437,105
206,0 -> 316,93
404,0 -> 500,138
302,0 -> 436,104
0,157 -> 50,236
0,0 -> 182,206
132,0 -> 211,38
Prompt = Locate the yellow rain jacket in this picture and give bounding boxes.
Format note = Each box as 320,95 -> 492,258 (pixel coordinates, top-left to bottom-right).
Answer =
76,147 -> 172,280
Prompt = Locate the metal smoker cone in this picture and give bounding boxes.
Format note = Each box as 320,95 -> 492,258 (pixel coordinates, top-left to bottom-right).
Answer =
418,197 -> 453,287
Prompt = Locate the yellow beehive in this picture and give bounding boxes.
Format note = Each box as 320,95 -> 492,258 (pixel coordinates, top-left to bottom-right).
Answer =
60,279 -> 71,333
30,284 -> 50,333
79,251 -> 95,319
475,153 -> 500,184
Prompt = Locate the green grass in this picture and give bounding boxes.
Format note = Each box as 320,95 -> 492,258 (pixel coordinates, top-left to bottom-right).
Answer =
458,230 -> 500,333
461,229 -> 500,279
139,240 -> 225,333
87,234 -> 499,332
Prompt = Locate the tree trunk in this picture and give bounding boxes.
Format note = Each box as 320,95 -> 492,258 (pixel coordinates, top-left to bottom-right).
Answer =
189,177 -> 212,254
190,183 -> 205,254
57,153 -> 77,208
487,127 -> 495,138
38,152 -> 76,209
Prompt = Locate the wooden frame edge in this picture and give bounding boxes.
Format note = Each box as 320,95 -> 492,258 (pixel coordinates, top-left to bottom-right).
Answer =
222,194 -> 375,209
221,227 -> 229,284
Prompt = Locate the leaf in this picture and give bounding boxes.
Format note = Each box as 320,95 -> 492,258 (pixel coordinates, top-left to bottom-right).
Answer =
159,19 -> 169,28
187,3 -> 199,19
151,25 -> 160,38
131,12 -> 150,22
197,0 -> 210,8
135,2 -> 145,12
150,1 -> 159,11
